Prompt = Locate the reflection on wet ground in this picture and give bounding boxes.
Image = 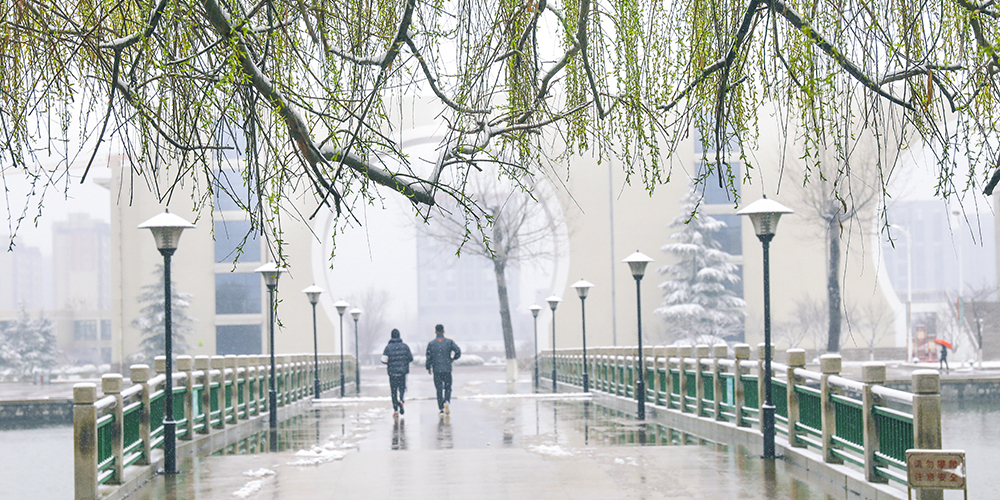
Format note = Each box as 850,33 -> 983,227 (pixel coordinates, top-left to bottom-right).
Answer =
130,365 -> 843,499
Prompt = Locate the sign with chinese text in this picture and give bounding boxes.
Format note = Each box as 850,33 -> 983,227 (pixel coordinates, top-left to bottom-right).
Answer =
906,449 -> 966,490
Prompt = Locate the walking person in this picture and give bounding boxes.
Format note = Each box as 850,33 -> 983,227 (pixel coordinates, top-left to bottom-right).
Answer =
939,343 -> 949,373
426,324 -> 461,416
382,329 -> 413,418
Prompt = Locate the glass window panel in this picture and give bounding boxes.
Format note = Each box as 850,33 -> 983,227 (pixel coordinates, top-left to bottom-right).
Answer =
216,325 -> 262,355
213,170 -> 258,211
214,220 -> 260,263
713,214 -> 743,256
696,163 -> 741,204
74,320 -> 98,341
215,273 -> 261,314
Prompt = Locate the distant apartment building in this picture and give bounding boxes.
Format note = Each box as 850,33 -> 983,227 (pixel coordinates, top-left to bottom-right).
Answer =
52,213 -> 112,364
0,239 -> 47,312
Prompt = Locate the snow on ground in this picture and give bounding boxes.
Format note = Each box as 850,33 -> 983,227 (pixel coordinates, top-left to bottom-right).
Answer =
528,444 -> 575,457
287,446 -> 349,466
234,469 -> 276,498
232,480 -> 262,498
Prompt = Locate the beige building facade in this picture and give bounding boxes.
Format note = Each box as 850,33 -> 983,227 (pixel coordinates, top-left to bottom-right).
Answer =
108,103 -> 900,367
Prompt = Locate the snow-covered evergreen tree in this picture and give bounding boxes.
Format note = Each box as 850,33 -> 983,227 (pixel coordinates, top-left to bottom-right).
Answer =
131,264 -> 196,364
656,187 -> 745,344
0,307 -> 59,379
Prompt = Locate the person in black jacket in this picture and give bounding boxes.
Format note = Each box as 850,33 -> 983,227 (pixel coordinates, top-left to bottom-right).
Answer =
382,329 -> 413,417
426,324 -> 461,416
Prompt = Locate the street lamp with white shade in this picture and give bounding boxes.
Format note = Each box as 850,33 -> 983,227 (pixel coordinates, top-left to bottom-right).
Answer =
571,279 -> 595,392
350,308 -> 362,394
530,305 -> 542,390
622,251 -> 653,420
254,261 -> 284,451
302,285 -> 324,399
138,210 -> 194,473
737,196 -> 793,459
334,300 -> 349,397
546,296 -> 562,393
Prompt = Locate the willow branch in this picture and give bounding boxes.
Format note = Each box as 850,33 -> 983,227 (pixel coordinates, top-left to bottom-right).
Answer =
576,0 -> 606,118
319,147 -> 434,205
99,0 -> 171,50
766,0 -> 914,110
403,38 -> 491,114
660,0 -> 762,112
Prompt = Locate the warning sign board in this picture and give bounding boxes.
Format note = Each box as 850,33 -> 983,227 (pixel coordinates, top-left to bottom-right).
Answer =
906,450 -> 966,490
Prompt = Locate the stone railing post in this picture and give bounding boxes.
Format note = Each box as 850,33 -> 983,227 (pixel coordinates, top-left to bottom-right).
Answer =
677,346 -> 693,412
100,374 -> 124,485
211,356 -> 226,429
664,346 -> 678,409
177,355 -> 194,439
694,345 -> 709,416
651,346 -> 664,405
733,344 -> 750,427
195,356 -> 211,433
756,343 -> 772,431
819,353 -> 843,464
912,370 -> 943,500
225,355 -> 238,422
250,356 -> 262,415
284,355 -> 294,403
74,383 -> 99,500
153,356 -> 169,437
129,364 -> 152,465
237,355 -> 250,419
712,343 -> 727,421
786,348 -> 806,448
861,362 -> 888,483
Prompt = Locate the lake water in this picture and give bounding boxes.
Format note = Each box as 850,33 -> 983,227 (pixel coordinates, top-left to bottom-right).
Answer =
2,394 -> 996,499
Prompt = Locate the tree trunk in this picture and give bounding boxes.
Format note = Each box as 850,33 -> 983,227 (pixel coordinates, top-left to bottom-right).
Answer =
826,219 -> 842,352
493,259 -> 517,360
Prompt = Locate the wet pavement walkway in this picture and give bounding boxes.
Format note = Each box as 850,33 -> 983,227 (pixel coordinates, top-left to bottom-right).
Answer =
123,364 -> 847,500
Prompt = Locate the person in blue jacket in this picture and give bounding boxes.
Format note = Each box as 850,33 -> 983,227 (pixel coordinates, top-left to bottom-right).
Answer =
426,324 -> 461,416
382,329 -> 413,417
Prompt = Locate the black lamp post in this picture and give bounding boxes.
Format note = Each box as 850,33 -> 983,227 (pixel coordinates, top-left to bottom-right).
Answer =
302,285 -> 324,399
350,308 -> 362,395
334,300 -> 349,397
546,296 -> 562,393
255,262 -> 284,451
138,211 -> 194,474
623,251 -> 653,420
571,279 -> 594,392
738,196 -> 793,459
530,305 -> 542,390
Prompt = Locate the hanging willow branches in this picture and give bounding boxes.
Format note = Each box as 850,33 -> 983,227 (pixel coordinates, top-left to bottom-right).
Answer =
3,0 -> 1000,248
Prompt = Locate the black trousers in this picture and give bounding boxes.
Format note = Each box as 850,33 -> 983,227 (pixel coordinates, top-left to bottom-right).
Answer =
389,374 -> 407,411
432,371 -> 452,410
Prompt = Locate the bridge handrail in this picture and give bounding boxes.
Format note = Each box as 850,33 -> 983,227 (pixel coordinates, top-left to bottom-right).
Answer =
73,352 -> 353,500
541,344 -> 941,491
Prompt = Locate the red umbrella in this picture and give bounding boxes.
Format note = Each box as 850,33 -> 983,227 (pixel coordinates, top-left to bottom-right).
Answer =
933,338 -> 953,349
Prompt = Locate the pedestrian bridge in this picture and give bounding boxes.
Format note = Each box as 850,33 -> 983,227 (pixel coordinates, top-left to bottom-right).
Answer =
72,345 -> 944,500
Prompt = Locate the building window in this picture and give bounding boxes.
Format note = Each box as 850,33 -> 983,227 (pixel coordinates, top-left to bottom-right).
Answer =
216,325 -> 262,355
213,170 -> 258,211
74,320 -> 98,341
696,162 -> 741,204
215,273 -> 262,314
100,319 -> 112,340
214,220 -> 260,263
712,214 -> 743,256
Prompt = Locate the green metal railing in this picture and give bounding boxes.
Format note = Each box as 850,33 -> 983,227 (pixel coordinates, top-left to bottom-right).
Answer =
541,345 -> 935,491
75,353 -> 350,500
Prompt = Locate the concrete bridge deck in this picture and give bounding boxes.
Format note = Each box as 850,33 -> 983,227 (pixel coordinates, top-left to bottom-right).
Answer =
119,365 -> 851,500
